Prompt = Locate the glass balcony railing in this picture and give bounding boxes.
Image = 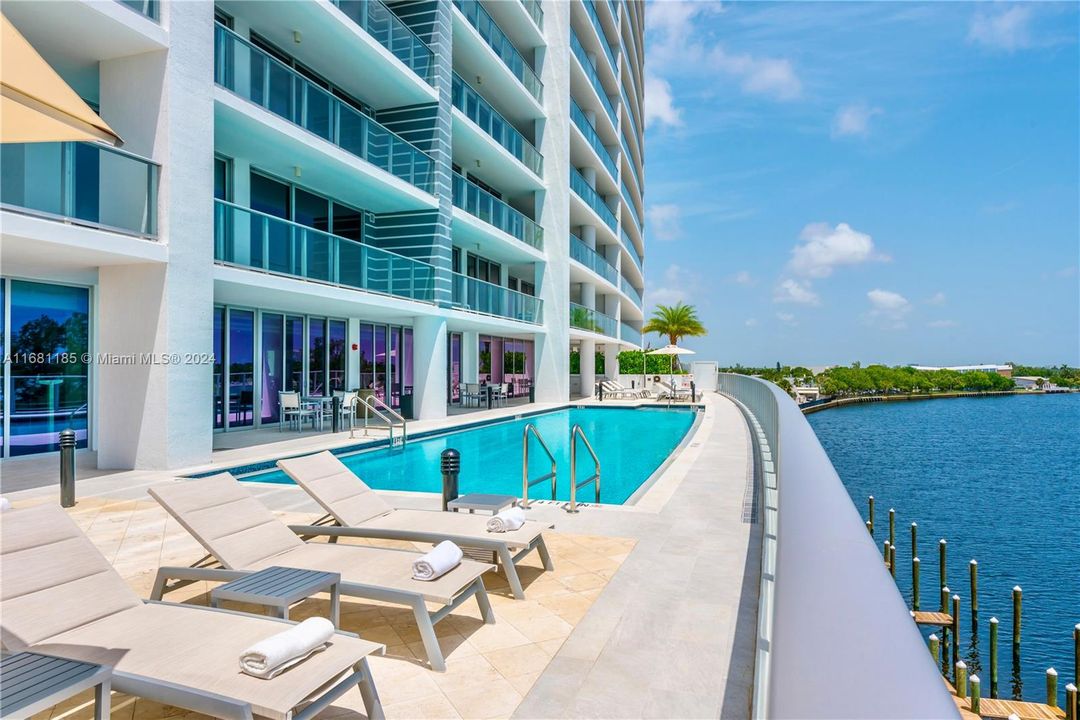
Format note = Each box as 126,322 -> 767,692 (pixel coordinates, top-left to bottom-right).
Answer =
215,200 -> 436,302
620,132 -> 642,190
452,0 -> 543,103
608,0 -> 619,21
452,172 -> 543,250
621,84 -> 641,144
570,168 -> 617,231
330,0 -> 434,83
570,302 -> 617,337
521,0 -> 543,29
452,272 -> 543,323
621,226 -> 643,271
451,74 -> 543,176
570,234 -> 617,285
1,141 -> 158,237
584,0 -> 618,74
620,276 -> 643,307
571,30 -> 617,127
570,99 -> 617,181
214,25 -> 434,193
117,0 -> 159,21
620,322 -> 642,346
621,181 -> 641,230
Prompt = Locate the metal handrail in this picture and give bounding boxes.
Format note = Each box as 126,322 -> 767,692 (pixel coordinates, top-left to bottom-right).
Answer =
349,394 -> 407,446
568,424 -> 600,513
521,423 -> 556,508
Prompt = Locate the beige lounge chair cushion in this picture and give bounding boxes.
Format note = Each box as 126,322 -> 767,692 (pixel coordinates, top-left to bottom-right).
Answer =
149,474 -> 304,569
277,452 -> 392,526
1,503 -> 142,649
252,542 -> 492,605
35,602 -> 381,720
358,509 -> 550,551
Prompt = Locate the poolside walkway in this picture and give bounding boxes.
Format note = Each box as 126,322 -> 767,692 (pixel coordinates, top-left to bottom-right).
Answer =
2,394 -> 758,719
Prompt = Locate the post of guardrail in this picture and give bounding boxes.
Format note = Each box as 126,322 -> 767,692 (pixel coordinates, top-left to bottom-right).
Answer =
971,674 -> 982,714
912,557 -> 920,610
990,617 -> 1000,698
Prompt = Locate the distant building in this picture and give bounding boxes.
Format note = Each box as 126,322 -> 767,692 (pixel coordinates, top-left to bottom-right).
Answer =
910,364 -> 1013,378
1013,376 -> 1056,391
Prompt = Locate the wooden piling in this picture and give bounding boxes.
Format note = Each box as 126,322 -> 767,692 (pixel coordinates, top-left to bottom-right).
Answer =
1065,682 -> 1076,720
889,508 -> 895,549
868,496 -> 875,536
889,543 -> 896,579
1012,585 -> 1022,648
930,633 -> 940,664
884,539 -> 891,563
970,674 -> 981,715
952,594 -> 961,671
969,560 -> 978,616
912,557 -> 921,610
1048,668 -> 1059,708
941,586 -> 951,669
939,539 -> 948,597
942,585 -> 950,615
911,521 -> 918,559
1074,624 -> 1079,691
990,616 -> 1000,698
957,661 -> 968,698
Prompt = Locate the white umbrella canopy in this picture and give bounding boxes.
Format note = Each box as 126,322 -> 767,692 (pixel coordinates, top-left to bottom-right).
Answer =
645,345 -> 696,402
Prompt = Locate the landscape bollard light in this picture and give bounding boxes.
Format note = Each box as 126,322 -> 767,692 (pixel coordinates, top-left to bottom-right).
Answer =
59,428 -> 77,508
331,395 -> 341,434
440,448 -> 460,511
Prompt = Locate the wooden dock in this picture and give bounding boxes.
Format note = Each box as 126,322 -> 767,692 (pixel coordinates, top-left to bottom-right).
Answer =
912,610 -> 954,626
944,677 -> 1066,720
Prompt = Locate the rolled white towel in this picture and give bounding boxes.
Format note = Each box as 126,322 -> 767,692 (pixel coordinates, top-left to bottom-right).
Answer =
0,498 -> 11,512
412,540 -> 463,581
239,617 -> 335,679
486,506 -> 526,533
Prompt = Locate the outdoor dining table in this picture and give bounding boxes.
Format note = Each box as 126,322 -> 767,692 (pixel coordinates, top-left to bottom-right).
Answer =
301,395 -> 333,430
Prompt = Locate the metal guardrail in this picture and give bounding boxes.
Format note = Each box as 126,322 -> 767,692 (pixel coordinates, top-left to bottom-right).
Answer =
350,394 -> 406,446
716,372 -> 958,719
568,424 -> 600,513
521,423 -> 556,507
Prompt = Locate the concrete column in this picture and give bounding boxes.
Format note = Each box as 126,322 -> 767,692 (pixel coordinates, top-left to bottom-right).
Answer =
582,282 -> 597,309
412,315 -> 447,420
604,343 -> 620,379
96,0 -> 214,469
461,329 -> 479,384
579,338 -> 596,399
347,319 -> 361,390
582,166 -> 597,189
582,224 -> 596,250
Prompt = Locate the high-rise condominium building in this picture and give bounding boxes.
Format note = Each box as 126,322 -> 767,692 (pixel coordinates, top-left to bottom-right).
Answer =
0,0 -> 646,468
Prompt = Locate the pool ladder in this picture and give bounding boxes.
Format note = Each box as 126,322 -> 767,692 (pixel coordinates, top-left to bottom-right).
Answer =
520,423 -> 601,512
350,395 -> 407,447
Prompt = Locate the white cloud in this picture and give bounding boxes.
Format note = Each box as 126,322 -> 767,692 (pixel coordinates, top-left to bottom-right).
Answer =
776,312 -> 798,327
926,292 -> 947,306
648,203 -> 682,241
774,278 -> 820,305
644,74 -> 682,128
711,48 -> 802,101
647,264 -> 700,307
745,318 -> 759,328
832,103 -> 884,138
969,6 -> 1033,51
866,289 -> 911,329
732,270 -> 755,286
789,222 -> 889,279
928,320 -> 958,329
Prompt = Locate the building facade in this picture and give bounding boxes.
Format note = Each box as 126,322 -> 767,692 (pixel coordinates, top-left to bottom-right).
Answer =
0,0 -> 646,467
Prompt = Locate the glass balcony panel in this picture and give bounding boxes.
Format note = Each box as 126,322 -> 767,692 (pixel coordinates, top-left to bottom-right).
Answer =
620,322 -> 642,346
570,30 -> 617,127
621,84 -> 641,144
570,168 -> 617,231
330,0 -> 434,83
570,302 -> 617,337
215,25 -> 434,193
1,141 -> 158,237
451,74 -> 543,176
215,200 -> 436,302
521,0 -> 543,29
451,272 -> 542,323
620,276 -> 643,307
570,234 -> 617,285
570,99 -> 617,181
452,173 -> 543,250
452,0 -> 543,102
621,226 -> 643,271
116,0 -> 159,21
621,181 -> 641,229
584,0 -> 618,73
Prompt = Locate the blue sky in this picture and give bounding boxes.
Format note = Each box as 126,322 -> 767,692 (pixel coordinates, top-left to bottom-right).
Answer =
641,1 -> 1079,367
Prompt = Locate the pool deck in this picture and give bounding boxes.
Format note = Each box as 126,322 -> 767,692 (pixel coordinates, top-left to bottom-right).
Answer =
1,394 -> 759,719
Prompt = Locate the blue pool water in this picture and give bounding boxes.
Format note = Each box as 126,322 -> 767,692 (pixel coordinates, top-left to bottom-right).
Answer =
809,393 -> 1079,703
243,406 -> 698,504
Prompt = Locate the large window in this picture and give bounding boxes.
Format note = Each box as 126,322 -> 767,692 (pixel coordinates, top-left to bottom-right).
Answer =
479,334 -> 534,398
356,323 -> 410,409
1,280 -> 90,456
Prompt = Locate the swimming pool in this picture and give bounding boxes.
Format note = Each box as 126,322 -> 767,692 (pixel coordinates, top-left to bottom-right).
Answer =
239,406 -> 699,505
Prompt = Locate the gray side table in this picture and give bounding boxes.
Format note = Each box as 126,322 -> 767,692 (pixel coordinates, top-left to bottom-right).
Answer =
447,493 -> 518,514
211,566 -> 341,627
0,652 -> 111,720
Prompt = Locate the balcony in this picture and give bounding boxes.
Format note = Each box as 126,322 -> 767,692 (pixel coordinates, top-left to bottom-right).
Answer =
583,0 -> 618,75
621,226 -> 643,273
571,30 -> 617,128
570,168 -> 617,231
521,0 -> 543,29
570,302 -> 617,337
570,234 -> 617,286
452,74 -> 542,177
621,84 -> 641,144
214,24 -> 434,194
621,180 -> 642,230
620,276 -> 643,307
214,200 -> 436,302
330,0 -> 434,84
452,172 -> 543,251
1,141 -> 158,237
452,0 -> 543,103
620,322 -> 642,346
452,272 -> 543,324
116,0 -> 158,21
571,99 -> 618,182
621,132 -> 642,189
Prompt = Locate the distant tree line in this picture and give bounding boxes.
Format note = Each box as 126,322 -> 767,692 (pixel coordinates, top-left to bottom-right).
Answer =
720,363 -> 1031,395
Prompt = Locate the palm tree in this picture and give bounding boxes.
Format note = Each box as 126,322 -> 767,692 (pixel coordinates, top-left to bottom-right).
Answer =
643,302 -> 707,346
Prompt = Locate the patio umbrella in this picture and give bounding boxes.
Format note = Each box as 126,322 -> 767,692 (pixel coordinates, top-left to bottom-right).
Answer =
1,13 -> 122,145
646,344 -> 696,404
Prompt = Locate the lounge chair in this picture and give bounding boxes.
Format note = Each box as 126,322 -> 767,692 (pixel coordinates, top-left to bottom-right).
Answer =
0,503 -> 384,720
276,451 -> 554,600
655,380 -> 693,401
148,473 -> 495,671
602,380 -> 648,399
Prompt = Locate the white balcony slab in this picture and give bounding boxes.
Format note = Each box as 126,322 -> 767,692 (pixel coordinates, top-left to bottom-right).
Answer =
451,207 -> 545,266
451,108 -> 543,195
